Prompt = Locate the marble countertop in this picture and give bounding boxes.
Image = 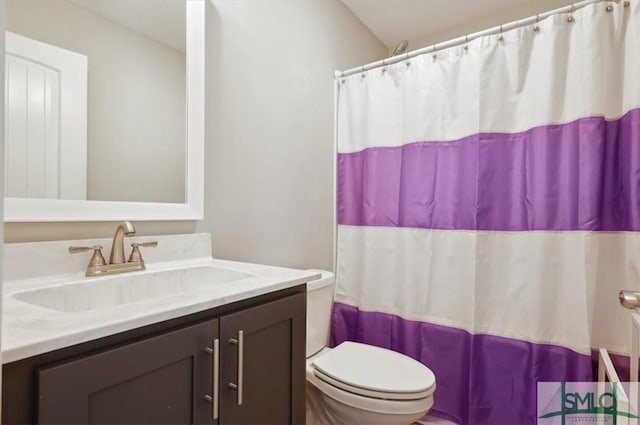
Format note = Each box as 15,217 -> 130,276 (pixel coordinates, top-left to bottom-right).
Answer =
2,234 -> 321,364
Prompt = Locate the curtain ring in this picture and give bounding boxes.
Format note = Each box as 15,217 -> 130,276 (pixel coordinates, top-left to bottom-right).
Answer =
464,35 -> 469,51
432,44 -> 438,60
534,14 -> 541,32
606,1 -> 614,12
498,24 -> 504,42
567,4 -> 575,22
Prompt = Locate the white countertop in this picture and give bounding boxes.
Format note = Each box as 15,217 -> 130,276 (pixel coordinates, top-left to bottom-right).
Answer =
2,234 -> 320,364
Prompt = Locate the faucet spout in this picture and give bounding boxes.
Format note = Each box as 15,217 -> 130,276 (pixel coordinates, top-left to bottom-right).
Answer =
109,221 -> 136,264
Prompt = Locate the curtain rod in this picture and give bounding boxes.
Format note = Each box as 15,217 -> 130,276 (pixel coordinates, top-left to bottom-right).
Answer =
335,0 -> 626,79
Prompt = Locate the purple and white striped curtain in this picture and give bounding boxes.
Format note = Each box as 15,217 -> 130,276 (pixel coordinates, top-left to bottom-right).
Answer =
332,2 -> 640,424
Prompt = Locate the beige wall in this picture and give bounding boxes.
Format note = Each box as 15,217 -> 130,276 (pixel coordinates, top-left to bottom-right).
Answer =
4,221 -> 196,243
195,0 -> 386,270
4,0 -> 386,269
6,0 -> 186,203
404,0 -> 575,52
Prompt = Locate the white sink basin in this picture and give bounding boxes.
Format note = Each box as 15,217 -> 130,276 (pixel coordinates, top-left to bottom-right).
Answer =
12,265 -> 255,313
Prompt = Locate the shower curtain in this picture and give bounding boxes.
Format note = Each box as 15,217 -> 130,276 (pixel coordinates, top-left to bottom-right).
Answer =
332,2 -> 640,424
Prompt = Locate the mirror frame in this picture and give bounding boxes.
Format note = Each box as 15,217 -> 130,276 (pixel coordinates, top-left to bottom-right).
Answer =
4,0 -> 204,222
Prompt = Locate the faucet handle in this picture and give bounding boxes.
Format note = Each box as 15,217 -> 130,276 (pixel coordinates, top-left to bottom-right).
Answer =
128,241 -> 158,263
69,245 -> 107,267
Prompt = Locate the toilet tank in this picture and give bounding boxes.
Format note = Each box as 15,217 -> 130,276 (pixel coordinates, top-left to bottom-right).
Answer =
306,270 -> 335,357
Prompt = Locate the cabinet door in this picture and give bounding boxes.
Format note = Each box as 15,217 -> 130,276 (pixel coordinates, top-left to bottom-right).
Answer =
37,318 -> 220,425
219,292 -> 306,425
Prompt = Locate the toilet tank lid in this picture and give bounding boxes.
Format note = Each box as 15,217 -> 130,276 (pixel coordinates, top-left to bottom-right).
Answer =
305,269 -> 335,291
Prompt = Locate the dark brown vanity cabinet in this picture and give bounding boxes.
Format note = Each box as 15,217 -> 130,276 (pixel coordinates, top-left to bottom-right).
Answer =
219,295 -> 306,424
38,318 -> 219,424
2,287 -> 306,425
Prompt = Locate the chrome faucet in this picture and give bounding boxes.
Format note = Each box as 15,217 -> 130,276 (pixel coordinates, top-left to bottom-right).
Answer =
109,221 -> 136,264
70,221 -> 157,277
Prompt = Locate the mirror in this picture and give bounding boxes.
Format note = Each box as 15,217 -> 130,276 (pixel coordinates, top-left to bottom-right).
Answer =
3,0 -> 204,221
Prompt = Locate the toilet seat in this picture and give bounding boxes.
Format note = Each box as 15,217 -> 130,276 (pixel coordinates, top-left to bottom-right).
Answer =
314,370 -> 435,401
308,372 -> 434,416
311,342 -> 436,401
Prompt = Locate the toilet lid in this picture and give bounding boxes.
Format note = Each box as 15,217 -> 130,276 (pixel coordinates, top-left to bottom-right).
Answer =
312,342 -> 436,400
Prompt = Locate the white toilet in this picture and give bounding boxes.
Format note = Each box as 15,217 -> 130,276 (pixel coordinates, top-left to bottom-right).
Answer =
305,270 -> 436,425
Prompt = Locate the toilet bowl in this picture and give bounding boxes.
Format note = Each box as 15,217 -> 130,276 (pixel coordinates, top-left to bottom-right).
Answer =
305,270 -> 436,425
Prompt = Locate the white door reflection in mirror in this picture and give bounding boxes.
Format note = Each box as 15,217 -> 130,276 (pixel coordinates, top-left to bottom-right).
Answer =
5,32 -> 87,200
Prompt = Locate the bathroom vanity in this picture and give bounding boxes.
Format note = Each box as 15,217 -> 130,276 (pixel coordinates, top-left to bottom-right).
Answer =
2,233 -> 315,424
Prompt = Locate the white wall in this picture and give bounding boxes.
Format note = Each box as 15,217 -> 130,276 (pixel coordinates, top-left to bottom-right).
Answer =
196,0 -> 387,270
6,0 -> 186,203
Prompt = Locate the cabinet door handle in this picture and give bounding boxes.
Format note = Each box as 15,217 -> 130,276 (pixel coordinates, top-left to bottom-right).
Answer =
204,339 -> 220,420
228,330 -> 244,405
